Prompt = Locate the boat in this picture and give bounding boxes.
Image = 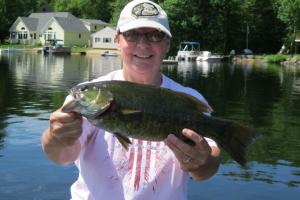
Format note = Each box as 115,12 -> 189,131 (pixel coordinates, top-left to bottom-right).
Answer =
43,39 -> 71,54
101,51 -> 118,57
196,51 -> 224,62
163,56 -> 178,64
176,41 -> 201,61
163,59 -> 178,64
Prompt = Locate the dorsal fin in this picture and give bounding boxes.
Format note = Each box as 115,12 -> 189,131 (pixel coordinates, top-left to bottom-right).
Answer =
178,91 -> 213,113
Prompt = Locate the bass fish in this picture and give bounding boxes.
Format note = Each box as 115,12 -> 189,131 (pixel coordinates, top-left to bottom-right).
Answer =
62,80 -> 257,166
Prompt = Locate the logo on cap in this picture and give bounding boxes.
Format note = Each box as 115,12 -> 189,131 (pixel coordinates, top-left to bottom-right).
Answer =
132,2 -> 159,17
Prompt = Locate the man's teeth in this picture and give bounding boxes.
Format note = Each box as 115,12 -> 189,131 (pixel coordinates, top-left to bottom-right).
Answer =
135,55 -> 151,58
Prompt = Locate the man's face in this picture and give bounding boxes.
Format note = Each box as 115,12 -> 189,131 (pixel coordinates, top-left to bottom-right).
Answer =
116,28 -> 170,78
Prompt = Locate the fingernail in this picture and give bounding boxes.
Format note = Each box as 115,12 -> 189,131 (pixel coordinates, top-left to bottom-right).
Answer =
182,129 -> 191,136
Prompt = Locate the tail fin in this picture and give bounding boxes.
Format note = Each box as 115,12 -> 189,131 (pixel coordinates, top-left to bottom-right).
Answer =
213,119 -> 258,166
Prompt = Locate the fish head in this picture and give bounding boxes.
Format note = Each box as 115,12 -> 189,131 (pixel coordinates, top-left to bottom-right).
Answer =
62,83 -> 114,118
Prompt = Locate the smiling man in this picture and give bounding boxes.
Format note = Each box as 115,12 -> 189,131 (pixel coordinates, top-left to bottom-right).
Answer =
41,0 -> 221,199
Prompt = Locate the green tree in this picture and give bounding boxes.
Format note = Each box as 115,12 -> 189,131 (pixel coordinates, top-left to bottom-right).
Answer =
110,0 -> 130,25
88,0 -> 113,22
53,0 -> 112,21
208,0 -> 245,53
161,0 -> 246,54
53,0 -> 89,17
0,0 -> 8,42
0,0 -> 38,42
277,0 -> 300,53
243,0 -> 285,53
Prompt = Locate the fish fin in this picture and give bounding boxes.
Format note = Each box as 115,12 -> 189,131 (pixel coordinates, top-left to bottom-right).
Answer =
178,92 -> 213,113
213,118 -> 258,166
121,109 -> 142,115
114,133 -> 132,150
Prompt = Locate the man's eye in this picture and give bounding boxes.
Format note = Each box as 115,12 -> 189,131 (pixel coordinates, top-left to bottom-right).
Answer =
129,32 -> 139,38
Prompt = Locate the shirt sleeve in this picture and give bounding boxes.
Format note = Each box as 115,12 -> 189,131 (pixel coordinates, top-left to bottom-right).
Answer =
78,117 -> 97,147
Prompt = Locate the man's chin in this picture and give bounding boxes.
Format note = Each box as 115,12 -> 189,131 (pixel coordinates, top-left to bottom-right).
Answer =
133,65 -> 153,73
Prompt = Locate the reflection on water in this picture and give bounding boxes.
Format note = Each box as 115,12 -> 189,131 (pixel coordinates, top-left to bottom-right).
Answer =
0,52 -> 299,199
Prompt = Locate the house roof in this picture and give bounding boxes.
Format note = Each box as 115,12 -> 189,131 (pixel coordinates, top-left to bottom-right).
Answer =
28,12 -> 77,31
80,19 -> 108,25
21,17 -> 39,31
9,12 -> 108,34
91,26 -> 116,36
9,17 -> 39,32
49,17 -> 89,32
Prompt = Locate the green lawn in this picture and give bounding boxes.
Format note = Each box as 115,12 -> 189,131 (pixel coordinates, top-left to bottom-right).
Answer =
0,44 -> 92,53
0,44 -> 41,49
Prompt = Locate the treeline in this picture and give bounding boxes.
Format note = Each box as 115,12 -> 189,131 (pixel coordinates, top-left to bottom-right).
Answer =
0,0 -> 299,54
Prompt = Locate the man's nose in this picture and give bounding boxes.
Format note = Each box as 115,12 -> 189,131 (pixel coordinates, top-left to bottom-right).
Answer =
137,34 -> 151,44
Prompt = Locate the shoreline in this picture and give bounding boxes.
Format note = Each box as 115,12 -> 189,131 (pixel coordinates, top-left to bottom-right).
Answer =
0,47 -> 119,57
1,47 -> 299,66
234,55 -> 300,66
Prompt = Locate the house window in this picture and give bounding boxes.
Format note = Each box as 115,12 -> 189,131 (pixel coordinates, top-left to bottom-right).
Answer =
34,33 -> 36,39
95,25 -> 97,30
45,31 -> 56,40
21,27 -> 25,30
103,37 -> 112,43
48,27 -> 52,30
17,31 -> 28,39
79,34 -> 81,38
95,37 -> 101,43
11,32 -> 16,39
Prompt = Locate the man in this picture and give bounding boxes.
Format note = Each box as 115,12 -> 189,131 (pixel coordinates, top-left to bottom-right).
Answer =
41,0 -> 221,199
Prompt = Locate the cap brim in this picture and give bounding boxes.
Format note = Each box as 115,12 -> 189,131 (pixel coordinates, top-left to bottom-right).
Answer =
118,20 -> 172,37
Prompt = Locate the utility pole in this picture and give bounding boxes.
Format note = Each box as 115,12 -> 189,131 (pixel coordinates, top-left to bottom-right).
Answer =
246,23 -> 249,49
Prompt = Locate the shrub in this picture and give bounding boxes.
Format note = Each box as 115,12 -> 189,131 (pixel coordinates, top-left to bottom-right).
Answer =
264,54 -> 288,63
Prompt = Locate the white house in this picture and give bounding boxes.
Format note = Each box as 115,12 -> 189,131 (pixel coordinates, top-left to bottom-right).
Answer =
91,27 -> 117,49
9,12 -> 108,46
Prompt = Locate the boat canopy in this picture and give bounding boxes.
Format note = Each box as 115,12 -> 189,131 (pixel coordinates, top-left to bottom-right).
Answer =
181,41 -> 200,45
46,39 -> 64,46
179,41 -> 200,51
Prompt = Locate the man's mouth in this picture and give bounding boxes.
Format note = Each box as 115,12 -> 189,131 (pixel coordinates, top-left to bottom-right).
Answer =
134,55 -> 153,59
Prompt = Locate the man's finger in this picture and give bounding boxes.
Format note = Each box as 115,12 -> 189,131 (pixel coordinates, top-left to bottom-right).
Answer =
182,129 -> 210,151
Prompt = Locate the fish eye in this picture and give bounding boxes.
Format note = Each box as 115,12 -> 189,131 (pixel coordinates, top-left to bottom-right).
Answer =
80,93 -> 85,99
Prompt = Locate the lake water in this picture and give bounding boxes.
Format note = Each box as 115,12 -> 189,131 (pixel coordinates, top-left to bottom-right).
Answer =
0,51 -> 299,199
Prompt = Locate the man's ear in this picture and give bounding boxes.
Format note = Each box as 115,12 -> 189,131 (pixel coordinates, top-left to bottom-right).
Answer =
166,39 -> 171,53
115,34 -> 121,51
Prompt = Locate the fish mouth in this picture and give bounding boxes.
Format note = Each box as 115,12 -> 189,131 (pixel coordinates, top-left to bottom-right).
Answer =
61,97 -> 113,119
61,97 -> 80,113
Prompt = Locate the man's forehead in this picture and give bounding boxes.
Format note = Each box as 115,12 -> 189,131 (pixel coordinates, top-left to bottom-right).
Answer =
126,27 -> 162,33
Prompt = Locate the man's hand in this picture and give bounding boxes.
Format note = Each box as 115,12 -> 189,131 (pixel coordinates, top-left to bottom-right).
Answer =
164,128 -> 221,180
41,108 -> 82,165
49,109 -> 82,146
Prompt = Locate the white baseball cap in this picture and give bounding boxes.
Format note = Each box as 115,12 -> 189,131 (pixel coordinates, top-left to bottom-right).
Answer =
117,0 -> 172,37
